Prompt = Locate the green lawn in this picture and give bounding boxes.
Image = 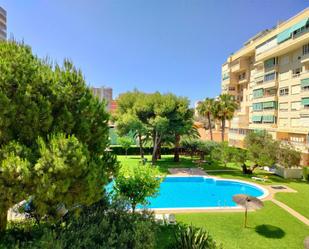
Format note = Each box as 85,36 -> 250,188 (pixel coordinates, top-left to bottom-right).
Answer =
118,154 -> 309,249
117,154 -> 239,174
160,202 -> 309,249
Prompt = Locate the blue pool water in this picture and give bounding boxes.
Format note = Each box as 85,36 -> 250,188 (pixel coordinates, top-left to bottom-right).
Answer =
109,176 -> 266,209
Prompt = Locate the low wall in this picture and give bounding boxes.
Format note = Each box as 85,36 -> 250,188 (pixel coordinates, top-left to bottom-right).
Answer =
275,165 -> 303,179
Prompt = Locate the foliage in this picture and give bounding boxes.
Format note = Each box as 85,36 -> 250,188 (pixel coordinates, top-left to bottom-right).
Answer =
210,142 -> 234,167
230,147 -> 247,168
169,224 -> 221,249
244,130 -> 278,168
0,200 -> 157,249
118,136 -> 134,155
115,165 -> 162,212
115,91 -> 195,164
0,41 -> 118,231
276,142 -> 301,168
213,94 -> 238,142
181,139 -> 219,160
197,98 -> 215,140
114,91 -> 149,159
110,145 -> 175,155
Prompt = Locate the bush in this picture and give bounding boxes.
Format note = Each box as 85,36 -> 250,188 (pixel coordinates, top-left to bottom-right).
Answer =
110,145 -> 175,155
169,224 -> 222,249
0,200 -> 157,249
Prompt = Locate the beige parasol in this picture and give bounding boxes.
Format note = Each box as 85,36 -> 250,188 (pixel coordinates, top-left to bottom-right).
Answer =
232,194 -> 264,228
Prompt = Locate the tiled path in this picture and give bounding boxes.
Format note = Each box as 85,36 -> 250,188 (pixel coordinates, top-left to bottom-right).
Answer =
168,168 -> 208,175
271,199 -> 309,226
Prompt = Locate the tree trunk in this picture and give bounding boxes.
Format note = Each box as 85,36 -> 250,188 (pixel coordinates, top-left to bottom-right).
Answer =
152,131 -> 161,165
138,133 -> 144,159
132,204 -> 136,213
221,117 -> 226,142
208,113 -> 213,141
174,133 -> 180,162
157,142 -> 161,160
0,210 -> 8,234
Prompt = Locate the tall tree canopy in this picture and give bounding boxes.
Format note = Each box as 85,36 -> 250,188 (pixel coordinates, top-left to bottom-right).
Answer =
114,91 -> 194,164
213,94 -> 238,142
0,41 -> 118,232
197,98 -> 215,141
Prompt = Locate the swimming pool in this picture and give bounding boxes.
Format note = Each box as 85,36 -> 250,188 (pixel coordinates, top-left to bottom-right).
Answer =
139,176 -> 267,210
108,176 -> 268,210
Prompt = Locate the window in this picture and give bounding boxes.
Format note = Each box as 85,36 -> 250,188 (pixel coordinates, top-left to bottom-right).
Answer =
291,85 -> 301,94
279,87 -> 289,96
291,101 -> 301,111
279,102 -> 288,111
280,55 -> 289,65
292,67 -> 302,77
263,101 -> 277,109
253,89 -> 264,98
238,72 -> 246,81
264,58 -> 277,69
300,117 -> 309,127
222,72 -> 229,80
302,97 -> 309,109
252,115 -> 262,123
279,70 -> 290,81
279,118 -> 288,127
263,115 -> 276,124
303,43 -> 309,55
264,72 -> 276,82
293,23 -> 309,37
290,118 -> 300,127
301,78 -> 309,91
228,87 -> 236,91
264,87 -> 277,97
252,102 -> 263,111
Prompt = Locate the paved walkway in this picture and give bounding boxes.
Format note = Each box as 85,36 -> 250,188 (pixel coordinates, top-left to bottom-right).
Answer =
271,199 -> 309,226
168,168 -> 208,176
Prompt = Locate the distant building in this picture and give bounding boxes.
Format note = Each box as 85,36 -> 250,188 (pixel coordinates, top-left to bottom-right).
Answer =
110,100 -> 118,114
0,6 -> 7,40
91,86 -> 113,111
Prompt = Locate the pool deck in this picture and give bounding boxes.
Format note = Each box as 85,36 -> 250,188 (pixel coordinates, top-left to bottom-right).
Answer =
161,168 -> 309,226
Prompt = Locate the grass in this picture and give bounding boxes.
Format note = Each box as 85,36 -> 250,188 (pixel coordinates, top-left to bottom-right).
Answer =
118,154 -> 309,249
172,201 -> 309,249
117,154 -> 239,174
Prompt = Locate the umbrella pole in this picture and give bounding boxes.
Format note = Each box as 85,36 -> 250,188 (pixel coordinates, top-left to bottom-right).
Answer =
244,207 -> 248,228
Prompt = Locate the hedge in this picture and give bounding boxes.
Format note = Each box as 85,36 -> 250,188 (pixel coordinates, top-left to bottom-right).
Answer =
110,145 -> 175,155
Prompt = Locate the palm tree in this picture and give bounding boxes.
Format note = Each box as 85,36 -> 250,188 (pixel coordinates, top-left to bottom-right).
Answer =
197,98 -> 215,140
214,94 -> 238,142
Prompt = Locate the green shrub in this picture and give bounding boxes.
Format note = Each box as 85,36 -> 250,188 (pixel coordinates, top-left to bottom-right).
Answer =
110,145 -> 175,155
0,200 -> 157,249
169,224 -> 222,249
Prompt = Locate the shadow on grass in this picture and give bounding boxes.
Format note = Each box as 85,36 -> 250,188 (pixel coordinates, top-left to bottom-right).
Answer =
255,224 -> 285,239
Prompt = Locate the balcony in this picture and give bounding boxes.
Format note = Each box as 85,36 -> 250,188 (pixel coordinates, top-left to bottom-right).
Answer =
301,53 -> 309,64
256,31 -> 309,61
230,57 -> 249,73
300,106 -> 309,116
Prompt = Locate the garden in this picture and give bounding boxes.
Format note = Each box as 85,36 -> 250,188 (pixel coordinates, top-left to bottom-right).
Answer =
0,40 -> 308,249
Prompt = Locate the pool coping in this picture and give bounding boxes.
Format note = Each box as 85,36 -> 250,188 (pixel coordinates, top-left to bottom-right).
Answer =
138,175 -> 270,213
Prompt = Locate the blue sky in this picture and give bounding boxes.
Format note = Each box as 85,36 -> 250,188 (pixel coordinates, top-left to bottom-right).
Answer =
1,1 -> 308,105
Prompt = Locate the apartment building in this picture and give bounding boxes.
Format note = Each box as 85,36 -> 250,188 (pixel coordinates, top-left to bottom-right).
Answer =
0,6 -> 6,40
91,86 -> 114,112
221,8 -> 309,165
